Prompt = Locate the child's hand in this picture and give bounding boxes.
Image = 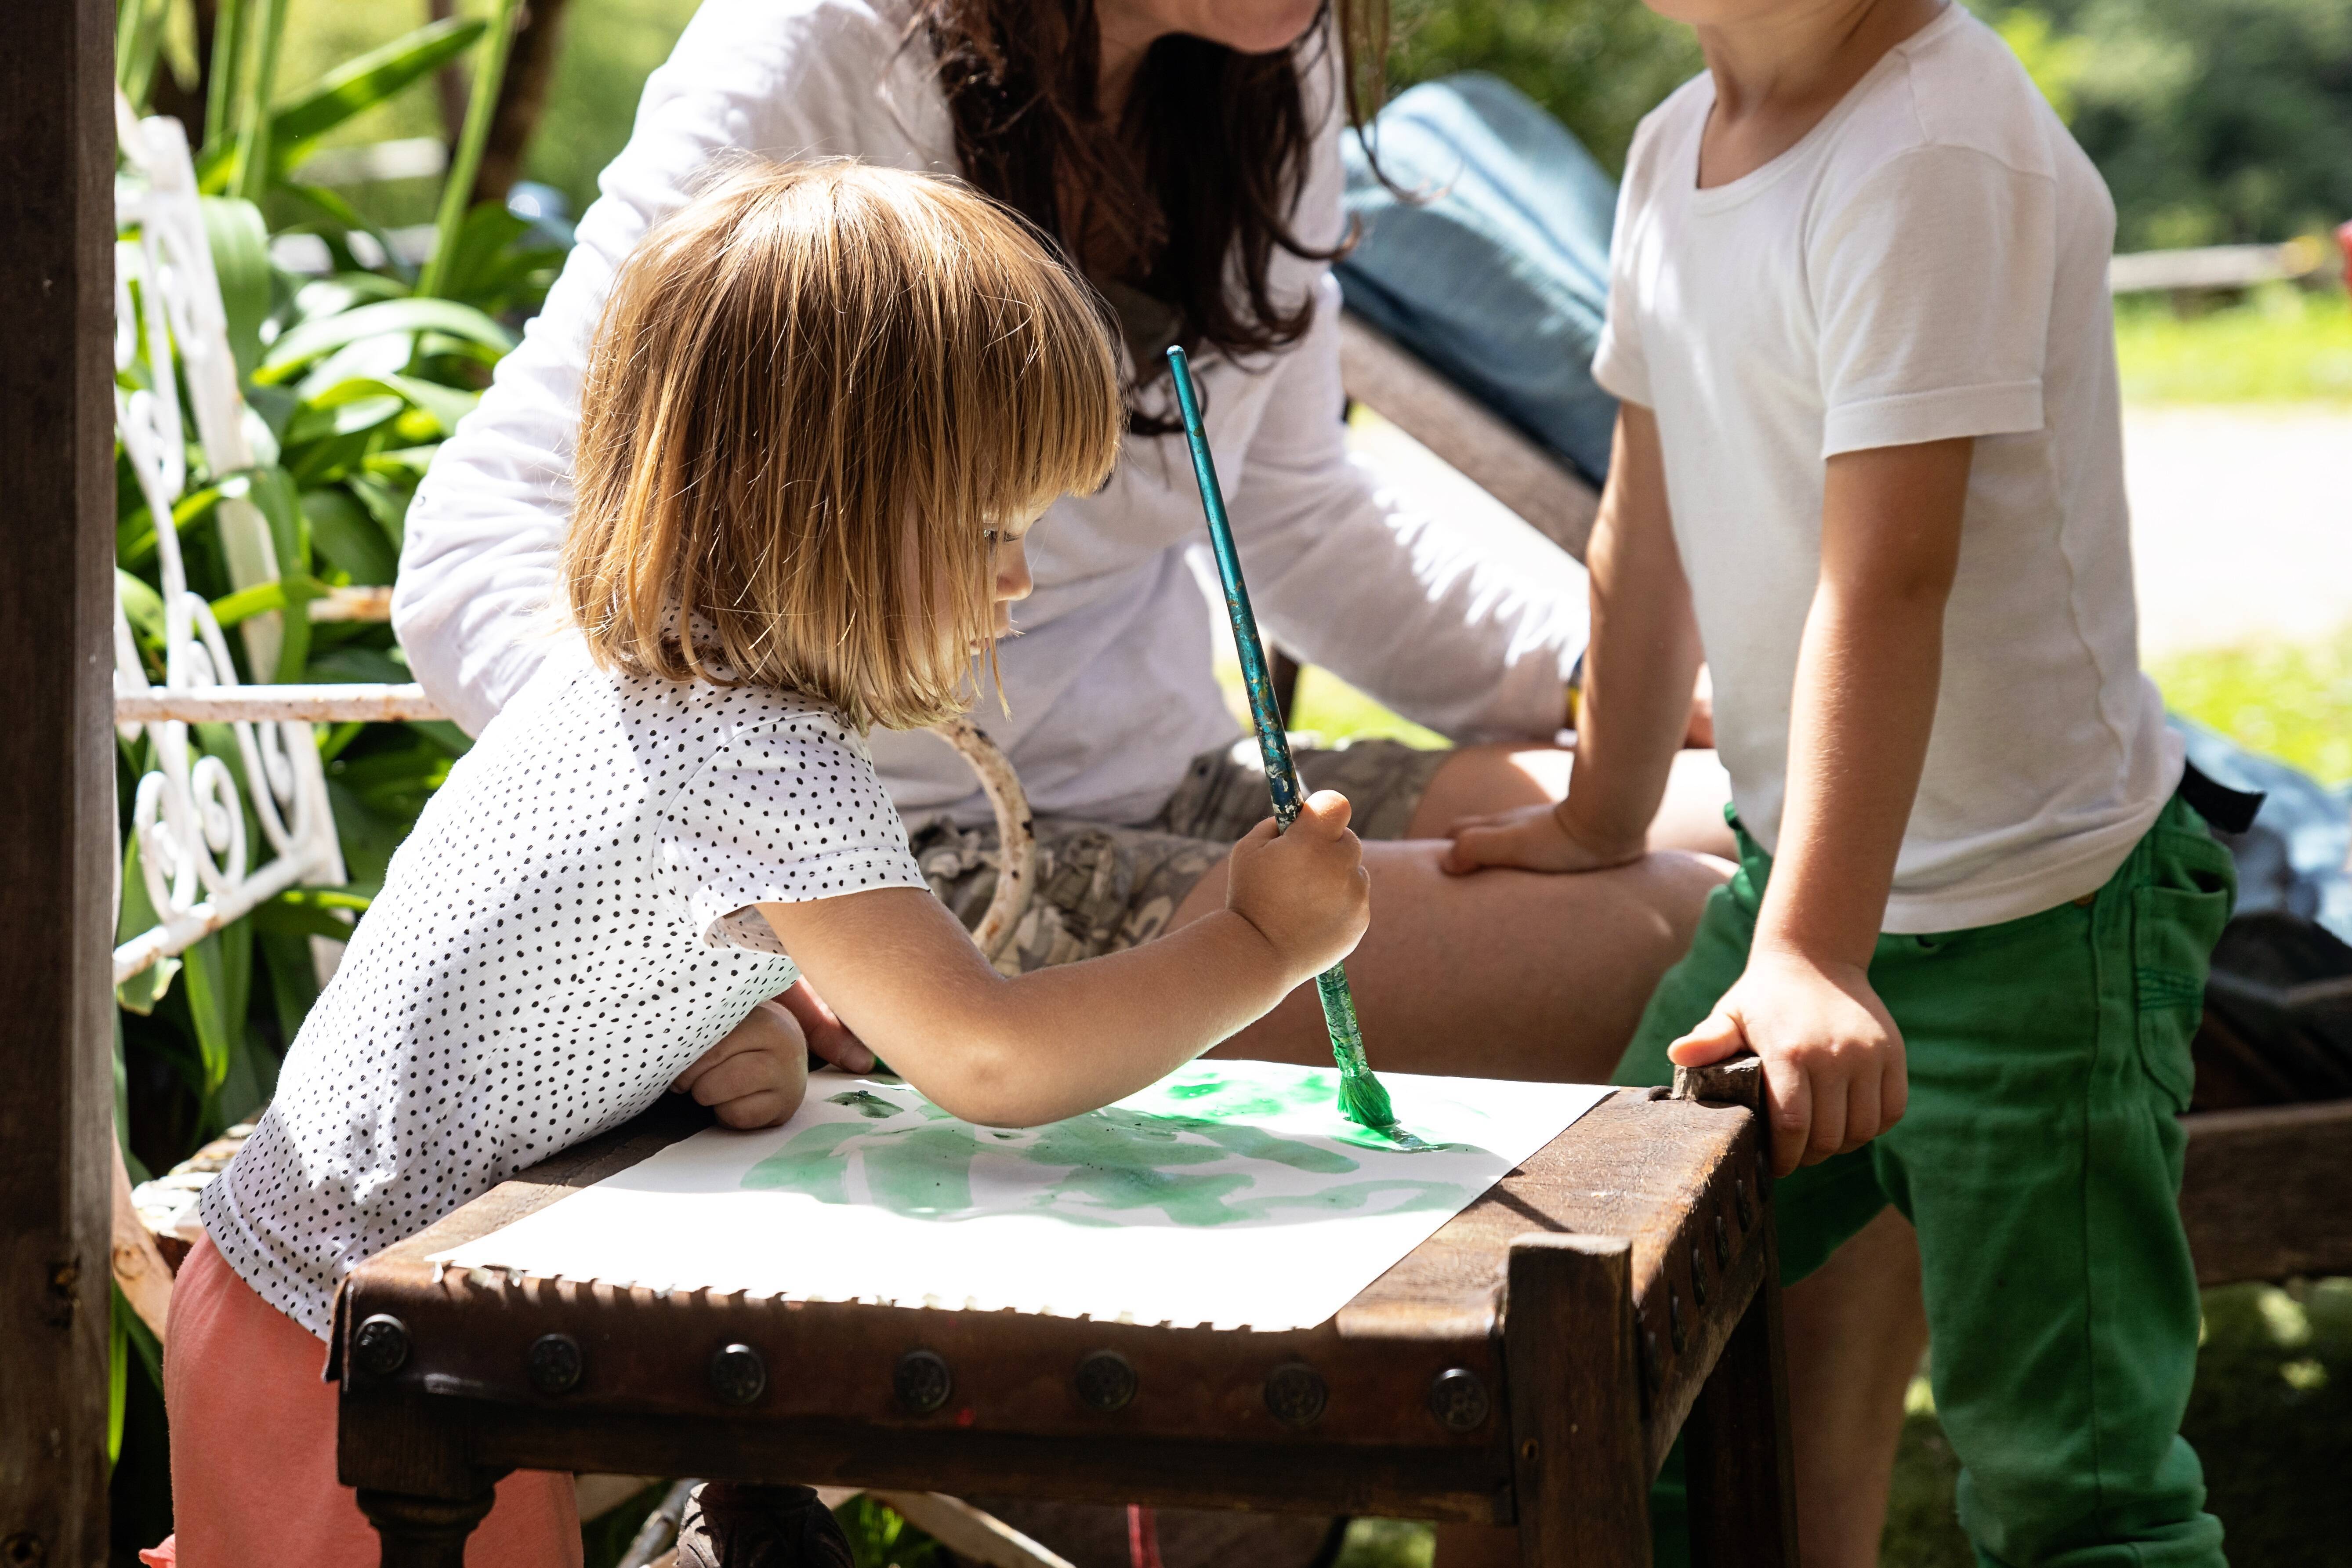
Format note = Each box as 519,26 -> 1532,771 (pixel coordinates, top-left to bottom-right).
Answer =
671,999 -> 813,1128
1667,949 -> 1908,1177
1441,801 -> 1644,877
1226,789 -> 1371,981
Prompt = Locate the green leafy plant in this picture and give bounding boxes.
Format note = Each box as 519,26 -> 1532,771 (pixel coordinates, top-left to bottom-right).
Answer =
113,0 -> 553,1177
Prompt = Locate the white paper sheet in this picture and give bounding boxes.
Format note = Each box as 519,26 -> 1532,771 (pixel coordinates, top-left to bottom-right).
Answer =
435,1060 -> 1610,1331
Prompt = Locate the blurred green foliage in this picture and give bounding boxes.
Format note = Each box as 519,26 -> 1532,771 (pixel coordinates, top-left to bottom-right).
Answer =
1385,0 -> 2352,250
1385,0 -> 1700,173
2029,0 -> 2352,250
273,0 -> 2352,253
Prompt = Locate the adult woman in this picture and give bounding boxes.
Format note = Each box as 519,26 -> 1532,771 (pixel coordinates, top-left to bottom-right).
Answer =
398,0 -> 1731,1077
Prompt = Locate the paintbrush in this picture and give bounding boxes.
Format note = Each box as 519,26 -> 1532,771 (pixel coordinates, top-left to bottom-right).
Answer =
1165,345 -> 1398,1133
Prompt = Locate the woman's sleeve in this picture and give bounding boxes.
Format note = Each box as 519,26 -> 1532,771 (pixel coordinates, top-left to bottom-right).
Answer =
1228,286 -> 1587,744
393,0 -> 937,735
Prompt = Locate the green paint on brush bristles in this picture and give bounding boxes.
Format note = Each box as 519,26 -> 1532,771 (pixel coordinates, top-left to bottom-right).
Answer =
1339,1069 -> 1396,1133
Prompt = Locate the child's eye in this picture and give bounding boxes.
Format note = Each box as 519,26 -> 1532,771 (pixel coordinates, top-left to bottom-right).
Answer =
982,529 -> 1001,546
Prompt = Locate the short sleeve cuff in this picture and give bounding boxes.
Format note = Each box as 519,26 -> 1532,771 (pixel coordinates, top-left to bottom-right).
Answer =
1590,328 -> 1651,409
1822,379 -> 2043,457
685,845 -> 929,953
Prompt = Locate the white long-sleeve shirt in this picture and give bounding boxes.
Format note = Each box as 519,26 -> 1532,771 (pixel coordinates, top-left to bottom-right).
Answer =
395,0 -> 1585,826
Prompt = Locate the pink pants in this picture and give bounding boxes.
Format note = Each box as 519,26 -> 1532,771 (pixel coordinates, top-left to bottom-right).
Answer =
150,1234 -> 581,1568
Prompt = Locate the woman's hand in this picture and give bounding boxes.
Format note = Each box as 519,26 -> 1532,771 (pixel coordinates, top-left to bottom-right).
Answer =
671,999 -> 813,1128
1440,800 -> 1645,877
1225,789 -> 1371,982
1667,949 -> 1909,1177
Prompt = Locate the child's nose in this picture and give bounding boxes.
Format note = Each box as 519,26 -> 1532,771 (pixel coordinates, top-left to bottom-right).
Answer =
994,537 -> 1033,604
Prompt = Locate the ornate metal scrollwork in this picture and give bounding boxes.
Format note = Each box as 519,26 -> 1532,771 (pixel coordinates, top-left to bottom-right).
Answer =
110,106 -> 344,986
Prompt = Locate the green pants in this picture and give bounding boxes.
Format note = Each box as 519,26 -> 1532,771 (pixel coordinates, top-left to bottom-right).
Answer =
1622,793 -> 2230,1568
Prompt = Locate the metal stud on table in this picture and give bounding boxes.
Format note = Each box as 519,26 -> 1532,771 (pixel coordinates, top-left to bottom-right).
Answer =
709,1342 -> 767,1406
1074,1350 -> 1137,1412
352,1314 -> 410,1378
527,1332 -> 583,1396
1263,1362 -> 1328,1428
895,1349 -> 954,1415
1425,1368 -> 1490,1432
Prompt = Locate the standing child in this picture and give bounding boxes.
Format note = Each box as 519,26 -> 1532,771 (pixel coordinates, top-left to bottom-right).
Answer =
1445,1 -> 2234,1563
159,162 -> 1370,1568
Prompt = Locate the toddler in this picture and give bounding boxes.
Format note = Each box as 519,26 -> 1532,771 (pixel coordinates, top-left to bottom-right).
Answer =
1448,2 -> 2234,1563
161,161 -> 1369,1567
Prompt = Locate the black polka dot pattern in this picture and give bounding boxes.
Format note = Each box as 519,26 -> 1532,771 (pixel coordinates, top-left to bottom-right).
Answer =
201,657 -> 927,1336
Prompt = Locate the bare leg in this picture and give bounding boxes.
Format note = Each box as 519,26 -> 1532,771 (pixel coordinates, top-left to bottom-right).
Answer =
1406,744 -> 1738,861
1782,1207 -> 1927,1568
1175,839 -> 1724,1080
1167,738 -> 1730,1081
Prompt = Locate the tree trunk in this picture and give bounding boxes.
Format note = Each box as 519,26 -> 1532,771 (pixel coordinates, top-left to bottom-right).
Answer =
432,0 -> 574,210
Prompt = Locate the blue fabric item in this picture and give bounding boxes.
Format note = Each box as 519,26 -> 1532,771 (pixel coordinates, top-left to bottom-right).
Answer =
1336,72 -> 1621,487
505,181 -> 577,250
2171,715 -> 2352,948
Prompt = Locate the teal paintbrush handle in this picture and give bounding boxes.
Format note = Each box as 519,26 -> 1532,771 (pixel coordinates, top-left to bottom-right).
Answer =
1169,346 -> 1385,1111
1166,346 -> 1304,830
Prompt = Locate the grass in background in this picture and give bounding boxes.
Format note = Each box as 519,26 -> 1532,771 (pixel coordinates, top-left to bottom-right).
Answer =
2155,626 -> 2352,787
2115,283 -> 2352,406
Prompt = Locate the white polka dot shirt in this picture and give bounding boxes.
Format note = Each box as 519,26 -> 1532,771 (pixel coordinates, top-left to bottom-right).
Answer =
203,655 -> 928,1336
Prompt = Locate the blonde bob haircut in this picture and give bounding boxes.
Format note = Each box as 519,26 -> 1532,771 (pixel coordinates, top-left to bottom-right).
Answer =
562,159 -> 1122,730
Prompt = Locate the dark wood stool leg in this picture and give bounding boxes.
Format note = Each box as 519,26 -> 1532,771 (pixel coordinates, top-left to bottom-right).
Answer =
1684,1236 -> 1798,1568
1507,1233 -> 1650,1568
356,1486 -> 497,1568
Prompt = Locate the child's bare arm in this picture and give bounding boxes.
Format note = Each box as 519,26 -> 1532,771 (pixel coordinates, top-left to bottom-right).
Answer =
1443,402 -> 1704,873
1669,436 -> 1972,1175
757,791 -> 1371,1127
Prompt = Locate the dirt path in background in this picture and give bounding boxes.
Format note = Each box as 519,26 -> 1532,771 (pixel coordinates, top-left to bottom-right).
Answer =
2124,406 -> 2352,658
1347,404 -> 2352,660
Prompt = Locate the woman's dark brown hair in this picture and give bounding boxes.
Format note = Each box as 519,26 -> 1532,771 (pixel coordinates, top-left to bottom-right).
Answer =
912,0 -> 1389,426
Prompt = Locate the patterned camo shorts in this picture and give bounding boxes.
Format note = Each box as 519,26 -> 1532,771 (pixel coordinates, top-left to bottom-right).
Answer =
909,737 -> 1453,975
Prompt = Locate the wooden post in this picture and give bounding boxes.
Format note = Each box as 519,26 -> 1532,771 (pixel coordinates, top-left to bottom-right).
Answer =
356,1488 -> 500,1568
1505,1233 -> 1649,1568
0,0 -> 127,1562
1682,1239 -> 1799,1568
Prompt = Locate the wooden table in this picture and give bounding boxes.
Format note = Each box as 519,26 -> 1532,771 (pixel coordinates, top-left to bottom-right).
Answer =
337,1070 -> 1795,1568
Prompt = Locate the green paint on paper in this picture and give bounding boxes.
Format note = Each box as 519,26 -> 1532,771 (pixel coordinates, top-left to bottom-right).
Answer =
860,1123 -> 977,1215
739,1073 -> 1476,1227
1334,1123 -> 1456,1155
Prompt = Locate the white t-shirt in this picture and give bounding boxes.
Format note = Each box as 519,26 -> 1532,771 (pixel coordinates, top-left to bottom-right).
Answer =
202,653 -> 928,1335
1592,5 -> 2180,932
394,0 -> 1586,829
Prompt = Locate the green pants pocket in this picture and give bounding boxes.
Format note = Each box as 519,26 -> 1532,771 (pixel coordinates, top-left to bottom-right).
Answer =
2132,883 -> 2226,1111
